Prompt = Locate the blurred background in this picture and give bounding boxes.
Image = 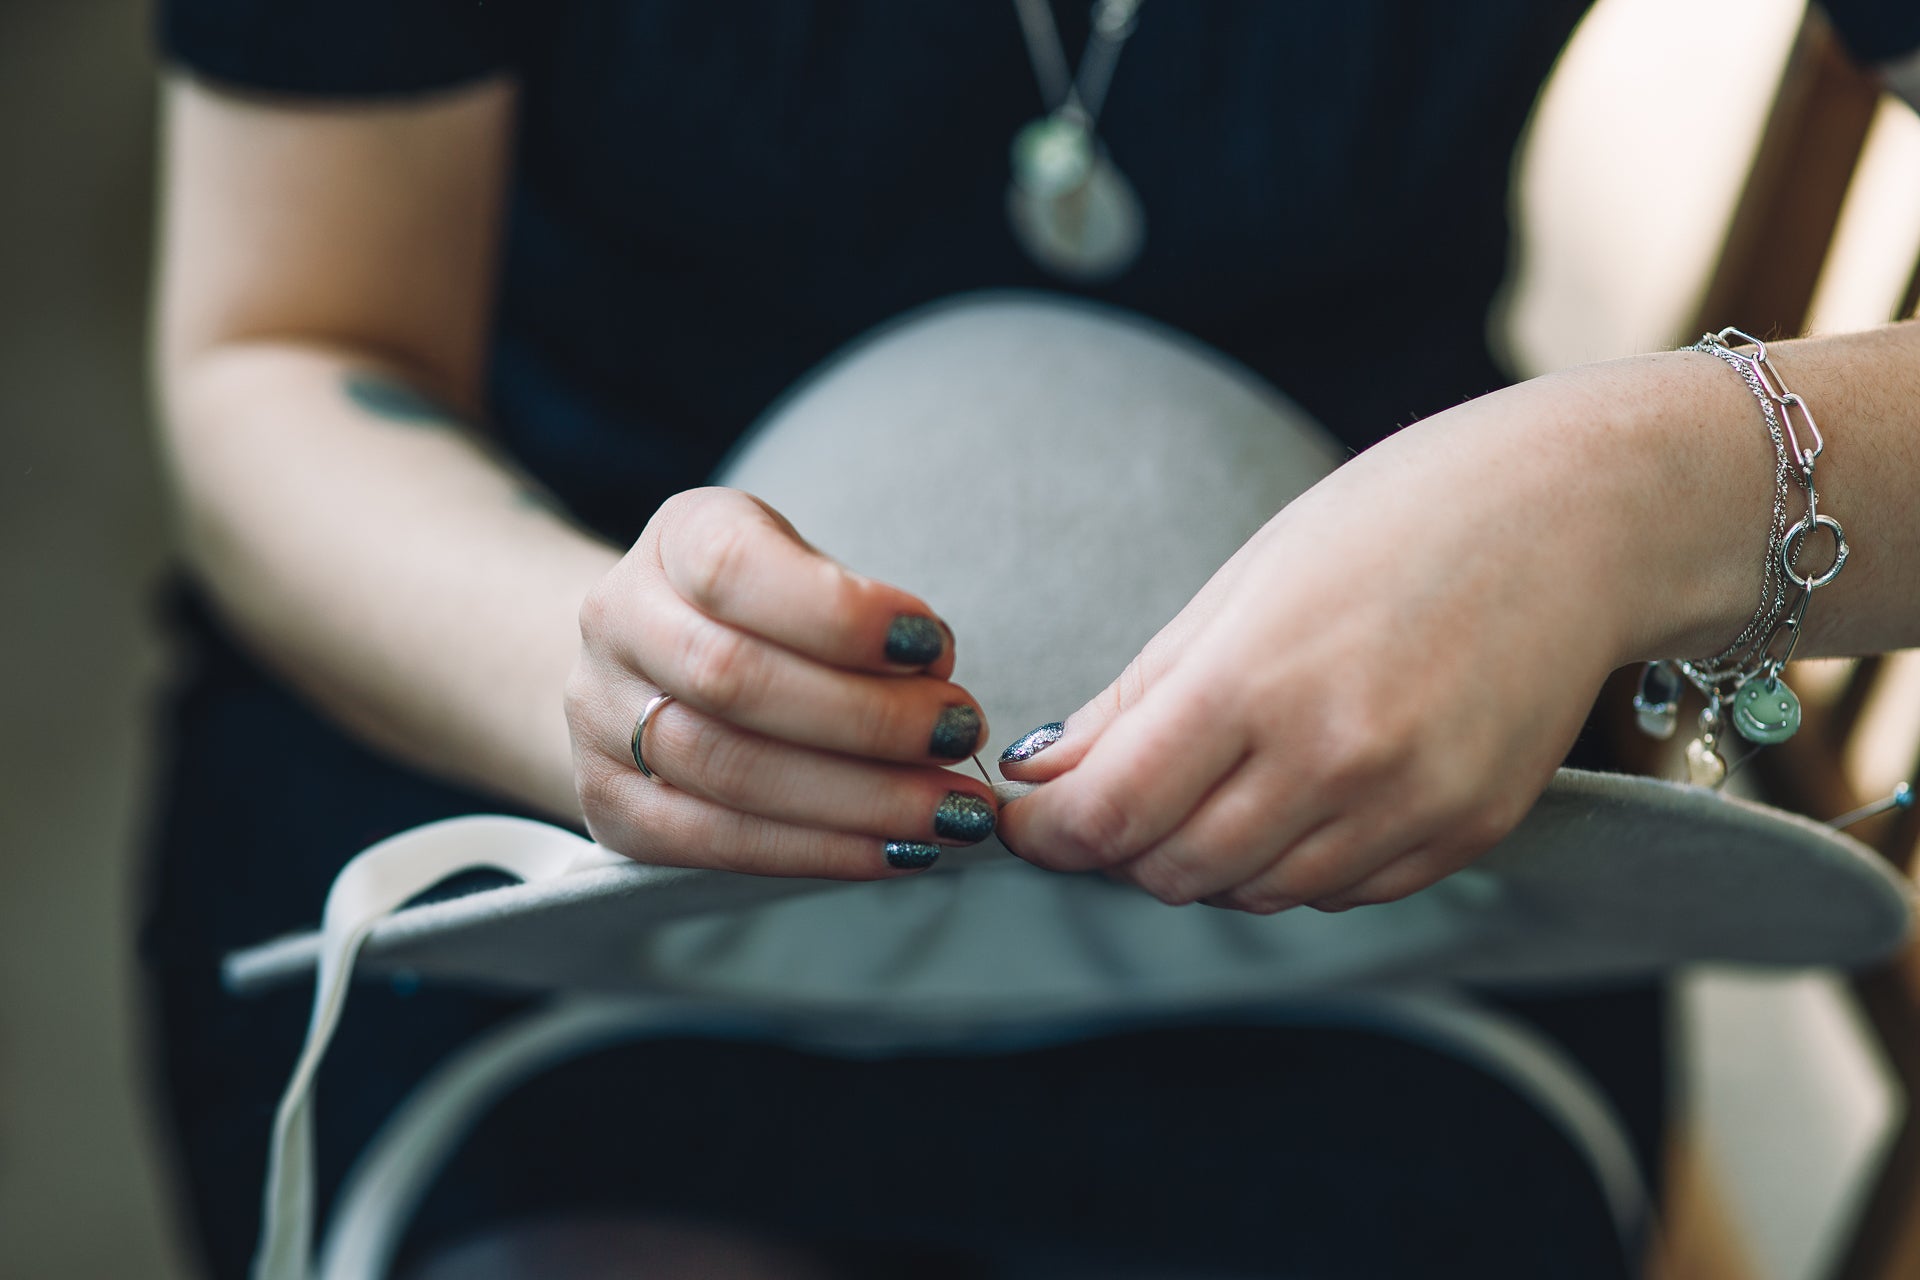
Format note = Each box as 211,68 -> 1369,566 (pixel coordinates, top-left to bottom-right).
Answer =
1,2 -> 185,1277
2,1 -> 1916,1276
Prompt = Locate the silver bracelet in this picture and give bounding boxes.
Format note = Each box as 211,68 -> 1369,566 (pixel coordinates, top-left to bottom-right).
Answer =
1633,328 -> 1849,787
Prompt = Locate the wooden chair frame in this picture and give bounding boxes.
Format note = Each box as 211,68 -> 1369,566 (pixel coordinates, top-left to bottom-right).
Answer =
1664,7 -> 1920,1276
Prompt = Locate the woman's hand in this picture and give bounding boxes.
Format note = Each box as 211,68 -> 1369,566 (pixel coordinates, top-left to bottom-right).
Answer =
997,363 -> 1726,913
567,487 -> 997,877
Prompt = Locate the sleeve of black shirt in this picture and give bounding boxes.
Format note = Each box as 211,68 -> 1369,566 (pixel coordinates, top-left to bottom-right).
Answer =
156,0 -> 520,97
1822,0 -> 1920,65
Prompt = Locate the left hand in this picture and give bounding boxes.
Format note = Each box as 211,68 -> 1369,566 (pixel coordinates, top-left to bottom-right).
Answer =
997,374 -> 1660,913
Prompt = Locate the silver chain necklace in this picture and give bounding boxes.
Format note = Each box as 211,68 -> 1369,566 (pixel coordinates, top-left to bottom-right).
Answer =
1007,0 -> 1147,282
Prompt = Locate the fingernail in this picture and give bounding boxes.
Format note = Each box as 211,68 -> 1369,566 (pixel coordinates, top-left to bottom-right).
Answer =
929,704 -> 982,759
885,841 -> 941,870
885,614 -> 945,666
933,792 -> 996,844
999,721 -> 1064,764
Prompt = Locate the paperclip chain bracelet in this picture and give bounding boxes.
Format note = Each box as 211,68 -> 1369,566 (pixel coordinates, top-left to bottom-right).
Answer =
1631,328 -> 1851,787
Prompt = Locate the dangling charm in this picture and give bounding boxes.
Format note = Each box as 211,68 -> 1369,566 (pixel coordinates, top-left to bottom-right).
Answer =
1685,737 -> 1728,788
1730,673 -> 1802,745
1004,0 -> 1148,284
1007,110 -> 1147,284
1685,702 -> 1728,788
1633,662 -> 1682,740
1011,110 -> 1096,200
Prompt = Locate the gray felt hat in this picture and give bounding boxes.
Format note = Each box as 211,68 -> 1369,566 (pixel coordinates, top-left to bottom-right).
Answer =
229,294 -> 1913,1018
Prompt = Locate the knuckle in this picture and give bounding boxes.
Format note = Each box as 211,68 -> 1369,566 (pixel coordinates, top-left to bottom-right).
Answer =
676,715 -> 762,801
674,621 -> 760,715
676,509 -> 755,616
853,685 -> 918,753
831,565 -> 880,622
561,662 -> 595,727
1457,814 -> 1505,855
574,756 -> 624,823
617,790 -> 720,869
1215,882 -> 1298,916
1263,829 -> 1343,896
1321,731 -> 1406,798
1128,856 -> 1203,907
1354,882 -> 1402,907
651,486 -> 711,538
1052,787 -> 1138,867
1350,866 -> 1423,905
576,581 -> 616,644
1307,692 -> 1418,786
1258,861 -> 1345,909
1455,797 -> 1523,853
686,805 -> 752,868
1228,875 -> 1305,917
1111,657 -> 1154,715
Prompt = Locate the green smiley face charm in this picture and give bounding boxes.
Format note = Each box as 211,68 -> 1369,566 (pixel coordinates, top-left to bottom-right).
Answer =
1731,677 -> 1802,745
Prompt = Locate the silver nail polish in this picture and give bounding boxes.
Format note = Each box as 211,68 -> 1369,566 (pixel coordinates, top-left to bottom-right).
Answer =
999,721 -> 1064,764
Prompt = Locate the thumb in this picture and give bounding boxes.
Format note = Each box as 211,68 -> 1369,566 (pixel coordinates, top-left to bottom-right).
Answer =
997,530 -> 1257,782
997,644 -> 1177,783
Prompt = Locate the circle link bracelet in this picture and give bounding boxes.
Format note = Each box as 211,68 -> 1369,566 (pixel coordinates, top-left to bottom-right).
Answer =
1632,328 -> 1849,787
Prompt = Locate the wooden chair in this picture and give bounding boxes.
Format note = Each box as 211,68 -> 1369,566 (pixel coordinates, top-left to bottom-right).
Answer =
1636,7 -> 1920,1275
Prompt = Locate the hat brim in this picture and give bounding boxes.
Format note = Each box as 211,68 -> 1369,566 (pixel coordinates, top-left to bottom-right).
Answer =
225,767 -> 1914,1020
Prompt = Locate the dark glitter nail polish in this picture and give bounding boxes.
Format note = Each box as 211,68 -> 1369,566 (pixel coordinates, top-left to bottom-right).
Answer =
885,841 -> 941,870
929,704 -> 982,759
885,614 -> 945,666
1000,721 -> 1065,764
933,792 -> 996,844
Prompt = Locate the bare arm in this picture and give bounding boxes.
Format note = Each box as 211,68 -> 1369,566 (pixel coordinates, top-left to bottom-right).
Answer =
154,76 -> 997,866
155,75 -> 610,820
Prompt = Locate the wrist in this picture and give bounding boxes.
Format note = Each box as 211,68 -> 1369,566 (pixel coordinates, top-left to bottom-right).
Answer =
1527,350 -> 1782,667
1378,352 -> 1766,674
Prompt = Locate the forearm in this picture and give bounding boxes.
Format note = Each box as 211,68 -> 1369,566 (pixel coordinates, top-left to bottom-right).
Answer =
1389,319 -> 1920,670
160,340 -> 618,821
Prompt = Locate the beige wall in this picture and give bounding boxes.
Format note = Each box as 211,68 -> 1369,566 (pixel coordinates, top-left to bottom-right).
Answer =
0,3 -> 189,1276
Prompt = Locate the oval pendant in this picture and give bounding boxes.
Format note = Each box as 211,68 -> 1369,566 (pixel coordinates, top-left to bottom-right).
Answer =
1730,677 -> 1802,745
1005,149 -> 1146,284
1011,113 -> 1096,200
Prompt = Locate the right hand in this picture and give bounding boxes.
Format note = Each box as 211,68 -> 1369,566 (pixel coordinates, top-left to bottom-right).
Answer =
566,487 -> 996,877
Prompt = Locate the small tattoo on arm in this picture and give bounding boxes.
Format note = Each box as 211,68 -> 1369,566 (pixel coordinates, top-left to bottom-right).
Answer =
516,486 -> 568,517
344,371 -> 572,523
343,371 -> 464,429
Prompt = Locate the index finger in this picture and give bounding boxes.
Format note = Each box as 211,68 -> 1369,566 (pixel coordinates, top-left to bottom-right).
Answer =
998,662 -> 1248,873
655,487 -> 956,677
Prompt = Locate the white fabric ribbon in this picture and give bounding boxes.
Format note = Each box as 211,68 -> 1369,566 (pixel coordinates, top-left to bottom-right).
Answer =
251,815 -> 608,1280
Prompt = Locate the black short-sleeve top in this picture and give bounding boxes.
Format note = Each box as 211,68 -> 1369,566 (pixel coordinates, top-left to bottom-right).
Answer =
141,20 -> 1920,1252
155,1 -> 1920,543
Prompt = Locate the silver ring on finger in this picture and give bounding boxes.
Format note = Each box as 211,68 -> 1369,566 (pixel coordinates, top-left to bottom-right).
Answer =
630,692 -> 675,781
